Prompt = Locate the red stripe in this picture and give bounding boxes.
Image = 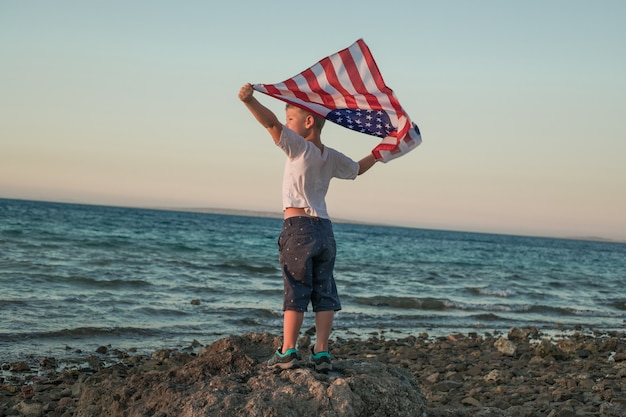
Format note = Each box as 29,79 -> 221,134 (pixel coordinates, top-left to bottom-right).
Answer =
263,84 -> 282,96
301,68 -> 336,108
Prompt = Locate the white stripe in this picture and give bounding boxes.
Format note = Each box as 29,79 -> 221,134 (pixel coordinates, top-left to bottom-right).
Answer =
253,84 -> 268,93
275,95 -> 331,117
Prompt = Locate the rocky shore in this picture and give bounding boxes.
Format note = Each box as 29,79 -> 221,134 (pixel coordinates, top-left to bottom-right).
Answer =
2,327 -> 626,417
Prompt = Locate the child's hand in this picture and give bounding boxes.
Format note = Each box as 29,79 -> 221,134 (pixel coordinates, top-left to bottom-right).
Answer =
239,83 -> 254,103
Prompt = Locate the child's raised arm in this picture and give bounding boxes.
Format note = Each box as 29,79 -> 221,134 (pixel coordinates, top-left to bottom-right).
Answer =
239,83 -> 282,143
357,153 -> 377,175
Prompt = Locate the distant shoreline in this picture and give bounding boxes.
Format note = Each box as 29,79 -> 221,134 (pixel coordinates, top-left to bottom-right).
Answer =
157,205 -> 626,244
2,197 -> 625,244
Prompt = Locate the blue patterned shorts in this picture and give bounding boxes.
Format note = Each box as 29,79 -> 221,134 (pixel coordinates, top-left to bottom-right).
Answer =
278,216 -> 341,312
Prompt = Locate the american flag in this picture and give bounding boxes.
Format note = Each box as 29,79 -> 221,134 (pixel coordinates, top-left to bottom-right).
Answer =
252,39 -> 421,163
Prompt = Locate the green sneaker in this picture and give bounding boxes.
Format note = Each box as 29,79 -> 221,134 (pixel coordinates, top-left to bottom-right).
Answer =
310,348 -> 332,371
267,348 -> 299,370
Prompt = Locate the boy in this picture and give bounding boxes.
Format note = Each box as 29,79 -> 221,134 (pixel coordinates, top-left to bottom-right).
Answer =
238,83 -> 377,371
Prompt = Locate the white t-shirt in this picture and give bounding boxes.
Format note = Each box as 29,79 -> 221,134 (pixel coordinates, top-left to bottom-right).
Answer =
277,126 -> 359,219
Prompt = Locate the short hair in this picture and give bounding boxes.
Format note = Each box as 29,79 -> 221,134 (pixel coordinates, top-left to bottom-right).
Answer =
286,103 -> 326,131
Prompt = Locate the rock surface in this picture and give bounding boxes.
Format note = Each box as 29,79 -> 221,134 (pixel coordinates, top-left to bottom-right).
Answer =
74,333 -> 426,417
2,328 -> 626,417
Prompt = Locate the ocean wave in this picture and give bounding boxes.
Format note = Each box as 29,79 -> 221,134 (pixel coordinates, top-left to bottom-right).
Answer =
79,238 -> 135,250
469,313 -> 507,322
228,309 -> 283,326
1,326 -> 162,341
165,242 -> 204,252
1,229 -> 24,237
467,287 -> 516,297
132,307 -> 192,317
445,302 -> 607,317
610,301 -> 626,311
520,304 -> 574,315
355,297 -> 625,319
353,296 -> 448,310
214,262 -> 278,275
62,276 -> 155,289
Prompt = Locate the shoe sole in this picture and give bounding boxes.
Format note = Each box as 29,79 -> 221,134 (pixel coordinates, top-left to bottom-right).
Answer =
313,361 -> 332,372
269,358 -> 298,370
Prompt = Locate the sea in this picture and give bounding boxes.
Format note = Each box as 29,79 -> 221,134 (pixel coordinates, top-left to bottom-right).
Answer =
1,198 -> 625,363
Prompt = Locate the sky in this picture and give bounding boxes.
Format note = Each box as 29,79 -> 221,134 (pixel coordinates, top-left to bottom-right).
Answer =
1,1 -> 625,241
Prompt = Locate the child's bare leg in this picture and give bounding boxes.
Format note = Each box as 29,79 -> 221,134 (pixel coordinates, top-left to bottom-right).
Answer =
313,310 -> 334,353
282,310 -> 304,353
